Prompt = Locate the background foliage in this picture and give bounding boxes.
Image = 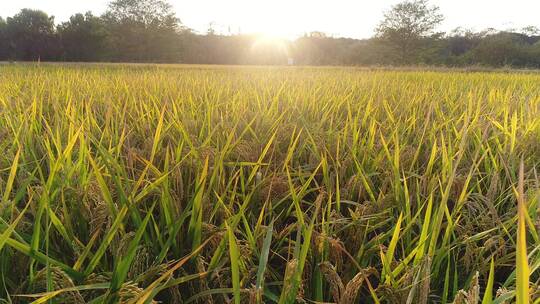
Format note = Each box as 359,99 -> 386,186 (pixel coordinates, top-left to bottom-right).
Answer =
0,0 -> 540,67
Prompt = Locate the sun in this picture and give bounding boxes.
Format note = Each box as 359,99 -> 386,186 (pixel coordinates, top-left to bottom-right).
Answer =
250,33 -> 290,56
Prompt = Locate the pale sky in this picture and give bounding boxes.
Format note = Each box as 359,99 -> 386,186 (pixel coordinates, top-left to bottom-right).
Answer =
1,0 -> 539,39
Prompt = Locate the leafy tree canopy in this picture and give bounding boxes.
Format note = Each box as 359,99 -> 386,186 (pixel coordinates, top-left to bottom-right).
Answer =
105,0 -> 179,29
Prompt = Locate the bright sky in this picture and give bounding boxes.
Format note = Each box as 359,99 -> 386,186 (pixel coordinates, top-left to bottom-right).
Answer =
1,0 -> 539,39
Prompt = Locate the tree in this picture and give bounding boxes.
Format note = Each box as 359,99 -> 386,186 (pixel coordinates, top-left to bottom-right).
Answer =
6,9 -> 60,61
102,0 -> 182,62
470,32 -> 530,67
520,26 -> 539,37
376,0 -> 444,64
58,12 -> 109,61
530,41 -> 540,67
446,28 -> 481,57
0,17 -> 8,60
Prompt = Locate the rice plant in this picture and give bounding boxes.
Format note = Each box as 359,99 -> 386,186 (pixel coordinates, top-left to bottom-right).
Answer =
0,64 -> 539,303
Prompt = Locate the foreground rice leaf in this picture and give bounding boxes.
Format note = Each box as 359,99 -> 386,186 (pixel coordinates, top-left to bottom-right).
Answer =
226,221 -> 242,304
482,258 -> 495,304
516,160 -> 529,304
255,221 -> 273,302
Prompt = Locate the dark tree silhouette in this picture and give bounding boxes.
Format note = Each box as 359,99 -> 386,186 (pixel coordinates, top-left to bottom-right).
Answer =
376,0 -> 444,64
58,12 -> 109,61
0,17 -> 8,60
102,0 -> 182,62
5,9 -> 60,61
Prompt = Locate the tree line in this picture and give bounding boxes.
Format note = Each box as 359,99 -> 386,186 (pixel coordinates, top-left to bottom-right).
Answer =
1,0 -> 539,67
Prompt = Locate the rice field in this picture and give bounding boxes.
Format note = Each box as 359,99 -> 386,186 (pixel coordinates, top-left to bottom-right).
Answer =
0,64 -> 539,303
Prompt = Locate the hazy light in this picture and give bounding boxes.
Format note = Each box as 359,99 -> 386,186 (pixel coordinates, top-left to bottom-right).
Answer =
251,33 -> 290,53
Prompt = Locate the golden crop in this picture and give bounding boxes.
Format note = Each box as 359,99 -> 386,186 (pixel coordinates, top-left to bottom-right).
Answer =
0,64 -> 539,303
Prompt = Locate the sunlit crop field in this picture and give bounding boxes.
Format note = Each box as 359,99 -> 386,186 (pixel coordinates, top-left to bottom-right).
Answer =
0,64 -> 539,303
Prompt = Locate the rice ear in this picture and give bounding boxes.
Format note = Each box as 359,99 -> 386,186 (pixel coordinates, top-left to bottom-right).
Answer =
451,271 -> 480,304
32,267 -> 85,304
340,267 -> 376,304
89,199 -> 110,239
119,281 -> 158,304
467,272 -> 480,304
452,290 -> 468,304
282,259 -> 298,291
319,262 -> 344,303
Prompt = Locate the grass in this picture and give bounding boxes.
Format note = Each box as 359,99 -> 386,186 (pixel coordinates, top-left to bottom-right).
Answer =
0,64 -> 539,303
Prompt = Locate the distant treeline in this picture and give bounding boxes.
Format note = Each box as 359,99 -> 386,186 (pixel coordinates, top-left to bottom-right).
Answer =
1,0 -> 540,67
